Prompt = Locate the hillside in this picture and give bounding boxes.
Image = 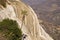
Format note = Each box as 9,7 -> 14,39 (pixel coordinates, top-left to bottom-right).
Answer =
0,0 -> 53,40
22,0 -> 60,40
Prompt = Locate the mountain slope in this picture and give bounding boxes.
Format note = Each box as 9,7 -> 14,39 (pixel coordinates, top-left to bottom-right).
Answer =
0,0 -> 53,40
22,0 -> 60,40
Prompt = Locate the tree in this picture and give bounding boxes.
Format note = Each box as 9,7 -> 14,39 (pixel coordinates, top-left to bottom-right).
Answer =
0,18 -> 22,40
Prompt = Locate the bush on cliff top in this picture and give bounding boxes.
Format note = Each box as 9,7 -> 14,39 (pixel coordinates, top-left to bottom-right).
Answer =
0,18 -> 22,40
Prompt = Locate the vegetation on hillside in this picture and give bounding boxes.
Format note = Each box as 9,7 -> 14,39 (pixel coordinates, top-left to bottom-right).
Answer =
21,10 -> 27,28
0,19 -> 22,40
21,10 -> 27,22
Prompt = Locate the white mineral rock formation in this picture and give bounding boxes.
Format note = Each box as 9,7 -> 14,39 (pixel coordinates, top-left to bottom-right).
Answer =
0,0 -> 54,40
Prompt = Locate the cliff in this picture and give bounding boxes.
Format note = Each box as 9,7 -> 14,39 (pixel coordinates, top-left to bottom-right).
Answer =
0,0 -> 53,40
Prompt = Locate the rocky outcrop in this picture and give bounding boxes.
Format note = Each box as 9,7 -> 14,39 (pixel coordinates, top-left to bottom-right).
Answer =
0,0 -> 54,40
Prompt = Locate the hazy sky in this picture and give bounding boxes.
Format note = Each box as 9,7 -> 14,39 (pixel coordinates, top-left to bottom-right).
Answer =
22,0 -> 47,5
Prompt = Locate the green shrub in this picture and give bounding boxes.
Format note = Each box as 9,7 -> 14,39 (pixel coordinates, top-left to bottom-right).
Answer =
0,18 -> 22,40
21,10 -> 27,15
21,10 -> 27,25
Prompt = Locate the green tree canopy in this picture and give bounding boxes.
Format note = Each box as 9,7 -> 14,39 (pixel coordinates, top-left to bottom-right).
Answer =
0,18 -> 22,40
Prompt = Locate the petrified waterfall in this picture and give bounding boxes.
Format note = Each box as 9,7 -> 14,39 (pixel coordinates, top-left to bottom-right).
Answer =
0,0 -> 54,40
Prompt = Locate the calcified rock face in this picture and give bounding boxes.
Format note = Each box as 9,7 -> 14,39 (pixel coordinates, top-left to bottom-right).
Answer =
0,0 -> 54,40
0,0 -> 7,8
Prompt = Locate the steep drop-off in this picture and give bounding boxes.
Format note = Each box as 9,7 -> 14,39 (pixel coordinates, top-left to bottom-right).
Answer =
0,0 -> 53,40
22,0 -> 60,40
